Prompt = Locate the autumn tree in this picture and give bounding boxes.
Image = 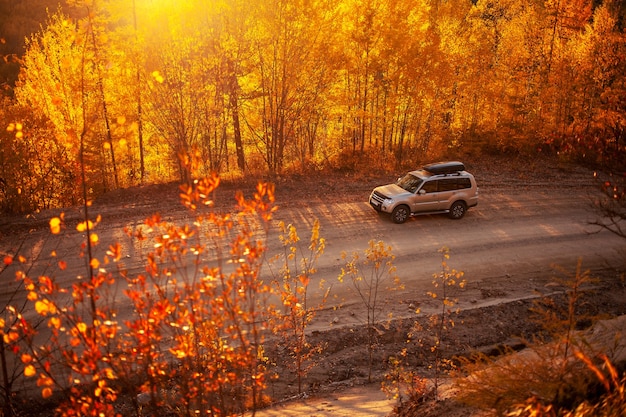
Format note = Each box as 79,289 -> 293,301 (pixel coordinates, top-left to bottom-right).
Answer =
363,0 -> 431,162
199,0 -> 251,174
0,101 -> 81,212
144,38 -> 207,182
140,0 -> 250,181
245,0 -> 339,173
14,10 -> 120,195
569,4 -> 626,162
338,0 -> 385,156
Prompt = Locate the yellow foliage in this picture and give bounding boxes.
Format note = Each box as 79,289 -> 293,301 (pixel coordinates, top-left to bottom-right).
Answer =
49,316 -> 61,329
103,368 -> 116,380
35,300 -> 56,315
24,364 -> 37,377
151,70 -> 164,83
76,220 -> 94,232
76,322 -> 87,334
49,217 -> 62,234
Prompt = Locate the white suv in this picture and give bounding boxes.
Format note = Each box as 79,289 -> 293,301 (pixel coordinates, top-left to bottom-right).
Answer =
369,161 -> 478,223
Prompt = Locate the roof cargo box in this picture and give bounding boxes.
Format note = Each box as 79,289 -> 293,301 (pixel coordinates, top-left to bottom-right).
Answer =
423,161 -> 466,175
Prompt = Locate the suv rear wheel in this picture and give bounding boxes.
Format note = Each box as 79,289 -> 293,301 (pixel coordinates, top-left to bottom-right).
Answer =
448,201 -> 467,219
392,205 -> 410,224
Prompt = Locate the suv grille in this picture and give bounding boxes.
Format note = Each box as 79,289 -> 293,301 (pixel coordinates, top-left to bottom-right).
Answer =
371,191 -> 387,205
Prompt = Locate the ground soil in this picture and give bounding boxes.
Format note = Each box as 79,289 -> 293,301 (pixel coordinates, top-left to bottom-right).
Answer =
1,155 -> 625,416
258,276 -> 625,417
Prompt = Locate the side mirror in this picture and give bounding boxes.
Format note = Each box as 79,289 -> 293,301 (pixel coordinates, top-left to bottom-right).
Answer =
419,189 -> 426,195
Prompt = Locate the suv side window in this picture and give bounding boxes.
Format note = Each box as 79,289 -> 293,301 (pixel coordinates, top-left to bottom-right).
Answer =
437,177 -> 472,191
458,177 -> 471,189
438,178 -> 458,192
421,180 -> 438,193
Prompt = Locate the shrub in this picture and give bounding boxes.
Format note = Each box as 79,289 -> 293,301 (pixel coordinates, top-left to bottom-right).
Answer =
8,176 -> 279,416
455,260 -> 620,416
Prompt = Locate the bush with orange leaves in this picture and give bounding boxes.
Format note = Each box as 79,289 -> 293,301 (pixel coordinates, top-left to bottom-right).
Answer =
5,174 -> 278,416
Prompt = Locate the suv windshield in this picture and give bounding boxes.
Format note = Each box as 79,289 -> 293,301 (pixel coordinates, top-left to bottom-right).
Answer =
396,173 -> 423,193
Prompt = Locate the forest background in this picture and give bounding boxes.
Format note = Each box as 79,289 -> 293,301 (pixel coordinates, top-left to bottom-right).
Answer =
1,0 -> 626,214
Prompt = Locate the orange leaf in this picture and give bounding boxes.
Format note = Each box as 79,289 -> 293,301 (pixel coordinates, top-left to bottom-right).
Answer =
48,317 -> 61,329
34,301 -> 49,315
106,243 -> 123,262
76,322 -> 87,334
3,256 -> 12,266
21,353 -> 32,364
35,299 -> 56,315
76,220 -> 94,233
42,387 -> 52,398
3,331 -> 18,344
24,364 -> 36,377
103,367 -> 116,379
49,217 -> 61,234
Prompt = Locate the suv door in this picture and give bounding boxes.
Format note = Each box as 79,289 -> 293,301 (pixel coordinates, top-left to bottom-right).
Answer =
411,180 -> 440,213
434,178 -> 458,210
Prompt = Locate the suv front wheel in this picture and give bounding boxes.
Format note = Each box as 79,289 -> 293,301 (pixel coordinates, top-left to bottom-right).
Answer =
391,205 -> 410,224
448,201 -> 467,219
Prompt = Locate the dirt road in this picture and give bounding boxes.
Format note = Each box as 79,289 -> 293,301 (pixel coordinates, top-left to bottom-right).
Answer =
275,182 -> 624,328
1,159 -> 624,329
1,158 -> 626,415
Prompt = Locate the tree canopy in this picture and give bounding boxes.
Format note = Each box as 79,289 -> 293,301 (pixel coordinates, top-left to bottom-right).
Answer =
1,0 -> 625,213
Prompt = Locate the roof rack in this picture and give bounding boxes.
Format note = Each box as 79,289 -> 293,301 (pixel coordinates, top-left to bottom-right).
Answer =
423,161 -> 465,175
